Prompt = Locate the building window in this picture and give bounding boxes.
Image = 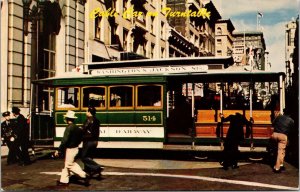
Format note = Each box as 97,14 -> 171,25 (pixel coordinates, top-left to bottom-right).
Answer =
216,27 -> 222,35
95,17 -> 102,40
190,31 -> 194,43
217,50 -> 222,56
136,85 -> 162,108
151,43 -> 155,58
111,23 -> 118,45
161,47 -> 165,58
161,0 -> 165,10
217,39 -> 222,45
123,28 -> 128,51
123,0 -> 128,13
82,86 -> 106,109
43,34 -> 56,78
161,21 -> 165,38
112,0 -> 117,11
143,41 -> 147,56
109,86 -> 133,108
41,34 -> 56,111
195,36 -> 199,46
56,87 -> 80,110
151,16 -> 155,34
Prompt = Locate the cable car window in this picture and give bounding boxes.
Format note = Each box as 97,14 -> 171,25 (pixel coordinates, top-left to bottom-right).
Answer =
109,86 -> 133,108
56,87 -> 79,110
82,86 -> 106,109
137,85 -> 162,108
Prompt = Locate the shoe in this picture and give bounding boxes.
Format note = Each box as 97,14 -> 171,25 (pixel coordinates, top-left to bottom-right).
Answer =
280,165 -> 286,171
83,175 -> 90,187
56,180 -> 69,186
231,164 -> 239,169
222,166 -> 229,170
273,167 -> 281,173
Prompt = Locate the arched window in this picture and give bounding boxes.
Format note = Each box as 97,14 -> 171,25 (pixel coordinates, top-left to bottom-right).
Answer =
217,27 -> 222,35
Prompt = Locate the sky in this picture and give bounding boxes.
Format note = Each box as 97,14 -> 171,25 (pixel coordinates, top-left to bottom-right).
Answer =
211,0 -> 300,72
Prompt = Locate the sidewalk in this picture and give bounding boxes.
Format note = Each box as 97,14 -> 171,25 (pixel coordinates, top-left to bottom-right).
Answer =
1,145 -> 43,158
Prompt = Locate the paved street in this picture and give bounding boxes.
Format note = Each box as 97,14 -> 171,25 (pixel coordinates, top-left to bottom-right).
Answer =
1,147 -> 299,191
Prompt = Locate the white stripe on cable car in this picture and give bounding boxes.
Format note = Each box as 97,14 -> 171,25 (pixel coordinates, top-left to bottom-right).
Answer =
55,126 -> 164,138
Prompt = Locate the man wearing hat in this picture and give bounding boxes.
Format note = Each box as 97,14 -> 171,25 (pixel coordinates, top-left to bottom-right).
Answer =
55,110 -> 90,186
1,111 -> 21,165
11,107 -> 31,166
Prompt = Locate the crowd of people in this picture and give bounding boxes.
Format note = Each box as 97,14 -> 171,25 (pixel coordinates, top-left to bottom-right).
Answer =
1,105 -> 294,187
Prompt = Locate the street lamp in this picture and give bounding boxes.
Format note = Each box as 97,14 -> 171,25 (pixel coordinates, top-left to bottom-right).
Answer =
22,0 -> 46,139
23,0 -> 45,36
22,0 -> 32,36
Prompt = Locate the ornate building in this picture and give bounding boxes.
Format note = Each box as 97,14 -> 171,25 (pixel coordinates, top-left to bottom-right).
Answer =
166,0 -> 221,57
1,0 -> 86,142
215,19 -> 235,57
232,31 -> 266,70
285,18 -> 297,86
85,0 -> 169,62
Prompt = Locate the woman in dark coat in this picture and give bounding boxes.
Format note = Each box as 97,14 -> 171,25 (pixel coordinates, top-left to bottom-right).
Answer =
220,112 -> 251,170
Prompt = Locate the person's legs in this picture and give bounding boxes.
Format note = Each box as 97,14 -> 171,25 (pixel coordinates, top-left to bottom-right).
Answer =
20,142 -> 30,164
82,141 -> 100,173
231,142 -> 239,168
60,149 -> 73,184
274,133 -> 287,170
221,140 -> 231,169
65,148 -> 87,179
6,142 -> 17,164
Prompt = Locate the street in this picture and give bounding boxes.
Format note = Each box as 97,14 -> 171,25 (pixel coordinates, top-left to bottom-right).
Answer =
1,148 -> 299,191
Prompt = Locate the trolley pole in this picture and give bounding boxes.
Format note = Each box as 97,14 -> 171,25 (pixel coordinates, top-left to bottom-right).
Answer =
191,83 -> 195,149
249,82 -> 254,150
219,82 -> 224,150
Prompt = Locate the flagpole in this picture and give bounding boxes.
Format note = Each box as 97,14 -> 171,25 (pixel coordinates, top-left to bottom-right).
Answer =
244,27 -> 245,53
257,12 -> 258,30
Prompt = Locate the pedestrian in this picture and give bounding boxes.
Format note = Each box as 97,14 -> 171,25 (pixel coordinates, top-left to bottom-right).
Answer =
220,112 -> 251,170
54,110 -> 90,186
11,107 -> 31,166
271,108 -> 294,173
81,106 -> 102,179
1,111 -> 22,165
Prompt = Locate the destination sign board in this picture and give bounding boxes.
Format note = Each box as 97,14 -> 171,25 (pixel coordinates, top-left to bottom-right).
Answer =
91,65 -> 208,76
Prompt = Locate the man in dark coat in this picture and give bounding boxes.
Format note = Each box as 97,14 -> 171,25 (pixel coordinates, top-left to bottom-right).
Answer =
12,107 -> 31,166
220,112 -> 251,170
81,107 -> 102,179
1,111 -> 21,165
271,108 -> 294,173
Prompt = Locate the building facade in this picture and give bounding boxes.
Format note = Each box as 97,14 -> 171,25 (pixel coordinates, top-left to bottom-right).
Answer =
85,0 -> 169,62
285,18 -> 297,86
166,0 -> 221,57
232,31 -> 266,70
1,0 -> 86,142
214,19 -> 235,57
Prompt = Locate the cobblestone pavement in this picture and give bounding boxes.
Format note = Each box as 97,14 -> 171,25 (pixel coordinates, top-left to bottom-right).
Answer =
1,149 -> 299,191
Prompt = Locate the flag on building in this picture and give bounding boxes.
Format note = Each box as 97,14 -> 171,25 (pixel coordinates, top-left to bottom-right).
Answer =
258,12 -> 263,17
